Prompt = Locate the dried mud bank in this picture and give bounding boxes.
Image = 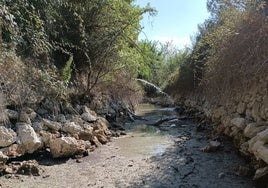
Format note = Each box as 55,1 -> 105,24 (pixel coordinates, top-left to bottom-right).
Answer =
176,78 -> 268,187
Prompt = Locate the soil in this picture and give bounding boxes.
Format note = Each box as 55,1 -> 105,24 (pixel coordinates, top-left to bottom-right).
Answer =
0,104 -> 253,188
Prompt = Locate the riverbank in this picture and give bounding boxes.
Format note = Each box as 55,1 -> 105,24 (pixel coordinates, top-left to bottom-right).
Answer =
0,104 -> 253,188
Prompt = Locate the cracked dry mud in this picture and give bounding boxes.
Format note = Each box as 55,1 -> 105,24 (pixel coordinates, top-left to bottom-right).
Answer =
0,104 -> 253,188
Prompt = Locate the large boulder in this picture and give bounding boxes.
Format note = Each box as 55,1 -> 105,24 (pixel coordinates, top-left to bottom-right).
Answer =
16,123 -> 43,153
0,126 -> 17,147
49,137 -> 79,158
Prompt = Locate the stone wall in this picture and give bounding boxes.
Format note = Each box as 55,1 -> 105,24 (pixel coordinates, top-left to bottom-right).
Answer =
181,76 -> 268,183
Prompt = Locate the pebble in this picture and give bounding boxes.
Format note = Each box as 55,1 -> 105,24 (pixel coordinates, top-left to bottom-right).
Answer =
218,172 -> 225,179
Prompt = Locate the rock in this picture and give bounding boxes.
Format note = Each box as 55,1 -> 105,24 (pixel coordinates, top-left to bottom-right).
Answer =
91,136 -> 101,147
230,117 -> 246,130
5,109 -> 18,120
21,107 -> 37,120
95,132 -> 109,144
81,112 -> 97,122
78,130 -> 93,141
32,121 -> 44,133
18,112 -> 31,124
62,122 -> 83,135
201,140 -> 221,152
212,106 -> 226,120
0,144 -> 25,158
50,137 -> 79,158
0,126 -> 17,147
0,151 -> 9,163
244,122 -> 267,138
254,143 -> 268,164
236,166 -> 252,177
42,118 -> 61,132
239,142 -> 250,156
218,172 -> 225,179
248,132 -> 268,164
237,102 -> 246,114
17,160 -> 42,176
39,131 -> 53,147
253,166 -> 268,188
57,114 -> 67,123
94,117 -> 111,136
16,123 -> 43,153
257,128 -> 268,142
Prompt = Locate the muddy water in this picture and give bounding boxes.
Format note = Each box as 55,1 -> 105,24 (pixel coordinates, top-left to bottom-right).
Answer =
114,104 -> 175,158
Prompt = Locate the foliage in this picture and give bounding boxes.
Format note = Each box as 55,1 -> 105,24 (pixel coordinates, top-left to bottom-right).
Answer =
167,0 -> 268,102
0,0 -> 155,106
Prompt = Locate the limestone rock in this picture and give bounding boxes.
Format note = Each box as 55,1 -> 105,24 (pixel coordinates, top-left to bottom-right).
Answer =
39,131 -> 53,147
19,112 -> 31,124
0,126 -> 17,147
0,144 -> 25,158
230,117 -> 246,130
42,118 -> 61,131
81,112 -> 97,122
94,117 -> 111,136
62,122 -> 83,135
244,122 -> 267,138
16,123 -> 42,153
0,151 -> 9,163
50,137 -> 79,158
91,136 -> 101,147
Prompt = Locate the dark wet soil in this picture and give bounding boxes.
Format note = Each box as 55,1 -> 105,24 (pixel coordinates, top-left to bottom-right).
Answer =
0,104 -> 253,188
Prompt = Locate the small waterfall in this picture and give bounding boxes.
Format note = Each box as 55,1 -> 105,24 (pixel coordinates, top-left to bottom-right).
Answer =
136,79 -> 174,106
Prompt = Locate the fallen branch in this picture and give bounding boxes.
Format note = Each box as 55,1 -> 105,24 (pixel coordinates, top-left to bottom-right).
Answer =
150,116 -> 178,126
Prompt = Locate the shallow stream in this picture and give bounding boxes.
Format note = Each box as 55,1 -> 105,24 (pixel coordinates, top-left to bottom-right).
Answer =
113,103 -> 176,158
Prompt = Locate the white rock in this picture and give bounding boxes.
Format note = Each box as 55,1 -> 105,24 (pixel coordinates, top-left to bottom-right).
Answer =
50,137 -> 79,158
16,123 -> 42,153
230,117 -> 246,130
0,150 -> 9,163
42,118 -> 62,131
81,112 -> 97,122
62,122 -> 83,135
244,122 -> 267,138
0,126 -> 17,147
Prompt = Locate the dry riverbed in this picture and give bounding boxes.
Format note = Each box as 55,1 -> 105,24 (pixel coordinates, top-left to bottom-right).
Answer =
0,104 -> 253,188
